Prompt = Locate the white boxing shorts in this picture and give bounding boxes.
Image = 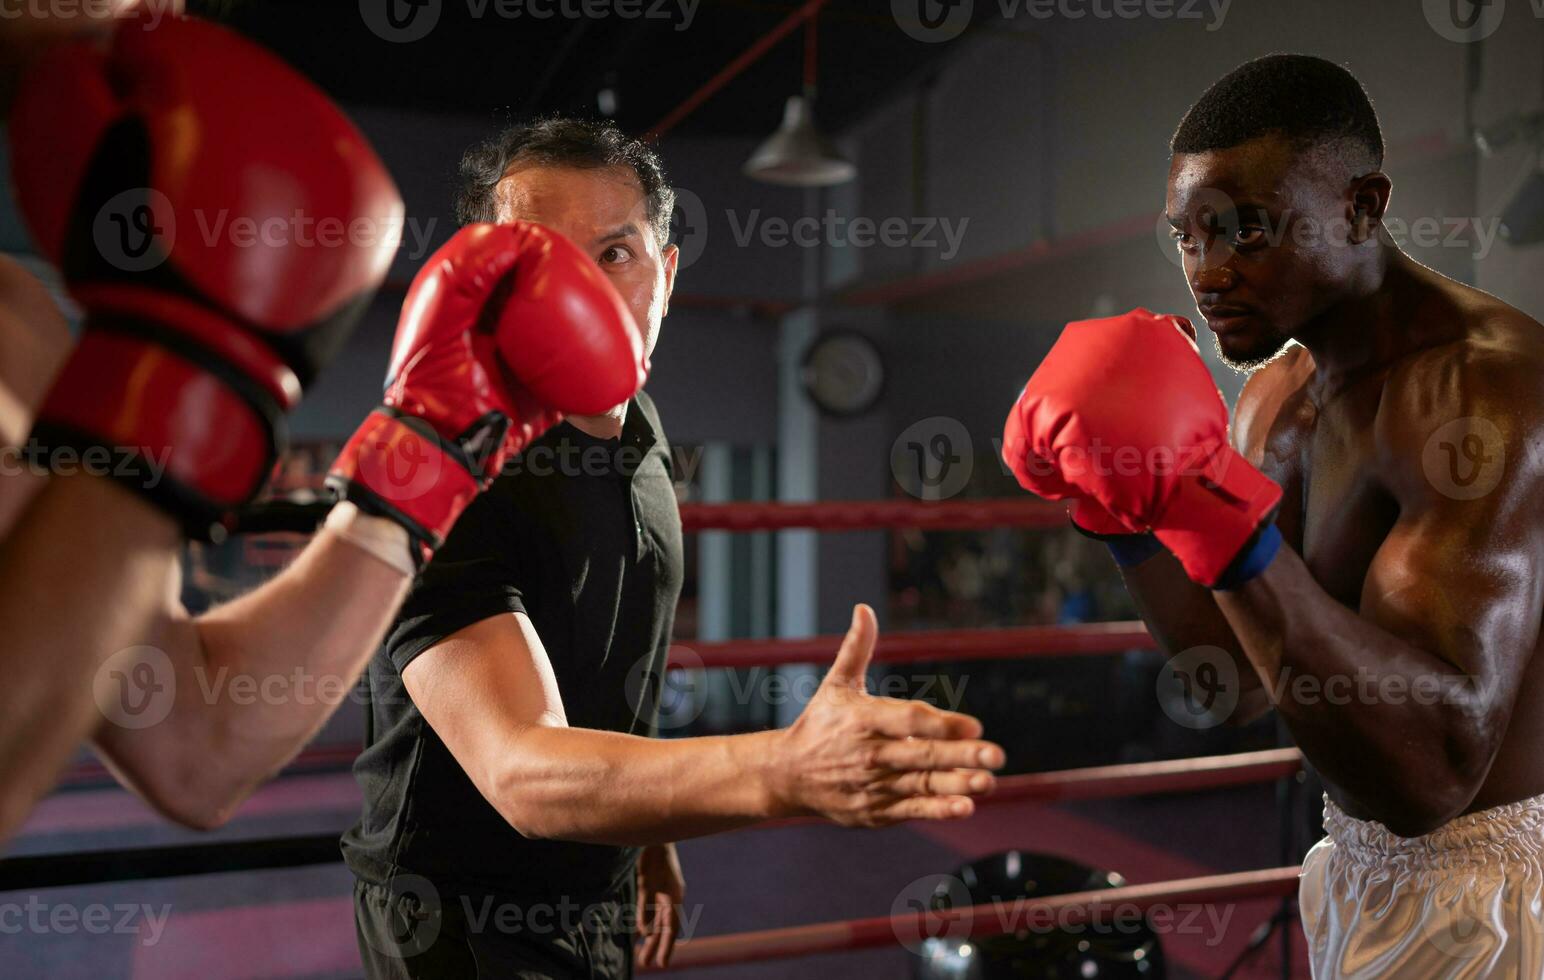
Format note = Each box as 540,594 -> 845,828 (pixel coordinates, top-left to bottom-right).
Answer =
1299,793 -> 1544,978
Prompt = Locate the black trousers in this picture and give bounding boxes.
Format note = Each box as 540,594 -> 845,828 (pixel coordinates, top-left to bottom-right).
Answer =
353,876 -> 635,980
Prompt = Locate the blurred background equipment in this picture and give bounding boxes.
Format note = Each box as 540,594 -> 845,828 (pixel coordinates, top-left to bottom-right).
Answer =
914,851 -> 1165,979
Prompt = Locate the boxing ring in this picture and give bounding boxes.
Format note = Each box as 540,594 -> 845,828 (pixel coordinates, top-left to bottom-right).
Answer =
4,496 -> 1306,977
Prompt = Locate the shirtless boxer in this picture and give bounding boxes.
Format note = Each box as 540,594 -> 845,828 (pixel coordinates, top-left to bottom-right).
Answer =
0,8 -> 645,842
1004,55 -> 1544,977
344,118 -> 1006,978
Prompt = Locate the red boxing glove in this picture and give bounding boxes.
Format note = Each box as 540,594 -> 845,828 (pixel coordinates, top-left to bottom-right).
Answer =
1004,405 -> 1139,536
326,223 -> 648,562
1003,309 -> 1282,587
10,13 -> 403,538
1069,498 -> 1143,537
1005,388 -> 1161,568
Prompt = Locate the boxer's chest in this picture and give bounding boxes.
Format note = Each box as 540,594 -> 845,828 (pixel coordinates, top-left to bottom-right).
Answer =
1257,377 -> 1399,608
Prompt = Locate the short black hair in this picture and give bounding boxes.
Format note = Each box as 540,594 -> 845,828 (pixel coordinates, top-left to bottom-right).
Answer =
454,117 -> 675,248
1171,54 -> 1383,170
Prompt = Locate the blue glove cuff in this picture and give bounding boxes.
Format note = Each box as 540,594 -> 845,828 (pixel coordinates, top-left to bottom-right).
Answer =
1212,523 -> 1282,591
1104,533 -> 1164,568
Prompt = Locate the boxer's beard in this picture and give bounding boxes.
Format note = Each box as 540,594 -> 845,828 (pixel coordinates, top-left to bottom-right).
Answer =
1213,330 -> 1291,373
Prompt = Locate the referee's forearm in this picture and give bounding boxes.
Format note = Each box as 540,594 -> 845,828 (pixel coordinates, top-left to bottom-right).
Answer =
485,726 -> 788,846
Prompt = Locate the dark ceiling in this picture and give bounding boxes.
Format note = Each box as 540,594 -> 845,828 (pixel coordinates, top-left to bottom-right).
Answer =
199,0 -> 985,139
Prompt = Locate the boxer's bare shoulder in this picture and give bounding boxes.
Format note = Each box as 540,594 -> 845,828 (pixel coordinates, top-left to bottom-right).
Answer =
1375,288 -> 1544,495
1232,345 -> 1314,469
0,255 -> 70,449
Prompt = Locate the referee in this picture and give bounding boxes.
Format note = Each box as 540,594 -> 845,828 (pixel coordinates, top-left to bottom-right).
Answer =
343,118 -> 1003,979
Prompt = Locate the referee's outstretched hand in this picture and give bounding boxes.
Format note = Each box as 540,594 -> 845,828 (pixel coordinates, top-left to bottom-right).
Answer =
766,604 -> 1005,827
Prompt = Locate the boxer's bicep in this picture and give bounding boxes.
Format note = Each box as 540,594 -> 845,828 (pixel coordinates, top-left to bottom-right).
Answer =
1366,346 -> 1544,663
402,612 -> 569,806
1360,439 -> 1544,734
1365,510 -> 1538,669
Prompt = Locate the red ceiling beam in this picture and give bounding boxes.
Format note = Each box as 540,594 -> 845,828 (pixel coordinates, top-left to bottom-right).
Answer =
645,0 -> 829,142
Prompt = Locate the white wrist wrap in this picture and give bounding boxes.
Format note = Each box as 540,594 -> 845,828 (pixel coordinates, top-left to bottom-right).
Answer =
324,501 -> 415,577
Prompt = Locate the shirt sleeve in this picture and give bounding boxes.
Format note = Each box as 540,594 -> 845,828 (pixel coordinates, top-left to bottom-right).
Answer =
383,483 -> 527,673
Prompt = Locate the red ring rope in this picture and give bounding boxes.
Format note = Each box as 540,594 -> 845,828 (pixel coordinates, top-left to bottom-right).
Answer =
647,865 -> 1302,971
679,498 -> 1068,532
751,749 -> 1304,830
983,748 -> 1301,805
56,748 -> 1300,811
675,621 -> 1155,670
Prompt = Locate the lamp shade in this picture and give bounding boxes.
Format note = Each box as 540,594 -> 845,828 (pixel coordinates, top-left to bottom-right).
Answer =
743,95 -> 856,187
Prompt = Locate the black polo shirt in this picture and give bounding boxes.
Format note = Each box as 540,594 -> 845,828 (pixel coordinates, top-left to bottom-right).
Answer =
342,392 -> 683,908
